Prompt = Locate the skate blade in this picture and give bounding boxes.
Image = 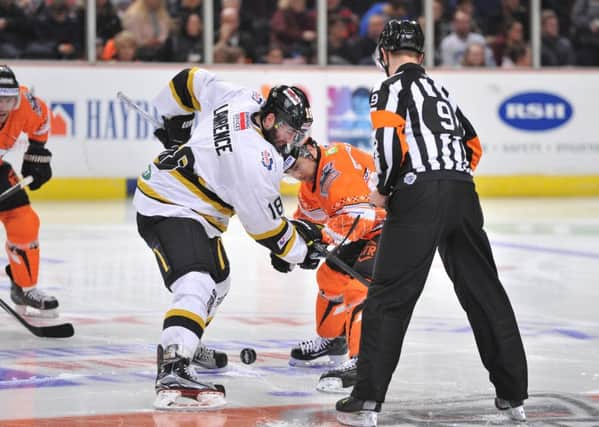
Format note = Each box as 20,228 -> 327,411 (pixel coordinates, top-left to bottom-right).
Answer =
316,377 -> 352,394
499,406 -> 527,423
336,411 -> 378,427
288,354 -> 348,368
14,305 -> 59,319
154,390 -> 226,411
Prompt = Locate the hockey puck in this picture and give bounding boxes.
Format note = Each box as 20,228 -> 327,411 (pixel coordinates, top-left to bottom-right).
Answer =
240,348 -> 256,364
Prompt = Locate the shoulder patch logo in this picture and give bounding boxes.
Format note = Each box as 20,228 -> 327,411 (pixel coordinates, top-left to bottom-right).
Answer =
25,91 -> 41,115
326,146 -> 338,156
403,172 -> 417,185
261,149 -> 273,171
141,165 -> 151,180
320,162 -> 340,197
233,112 -> 250,131
251,91 -> 264,105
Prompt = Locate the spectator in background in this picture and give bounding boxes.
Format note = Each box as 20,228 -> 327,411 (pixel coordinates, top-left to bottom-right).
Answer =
15,0 -> 43,15
158,12 -> 203,62
456,0 -> 485,33
0,0 -> 33,58
492,18 -> 524,66
541,9 -> 575,66
342,0 -> 370,17
502,41 -> 531,67
113,29 -> 138,60
213,44 -> 246,63
439,9 -> 495,66
96,0 -> 122,50
472,0 -> 502,30
260,43 -> 284,63
483,0 -> 528,41
215,0 -> 276,61
359,0 -> 409,38
351,13 -> 386,65
328,0 -> 359,41
542,0 -> 576,38
328,15 -> 354,64
417,0 -> 452,65
169,0 -> 201,20
23,0 -> 84,59
270,0 -> 316,63
461,41 -> 487,66
214,6 -> 256,62
113,0 -> 133,20
572,0 -> 599,66
122,0 -> 170,60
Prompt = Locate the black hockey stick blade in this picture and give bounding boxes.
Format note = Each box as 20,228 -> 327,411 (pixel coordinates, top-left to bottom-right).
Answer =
0,176 -> 33,204
0,297 -> 75,338
315,244 -> 370,287
313,215 -> 370,286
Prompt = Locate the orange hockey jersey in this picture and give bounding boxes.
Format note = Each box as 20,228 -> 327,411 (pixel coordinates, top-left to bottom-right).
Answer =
294,142 -> 386,245
0,86 -> 50,163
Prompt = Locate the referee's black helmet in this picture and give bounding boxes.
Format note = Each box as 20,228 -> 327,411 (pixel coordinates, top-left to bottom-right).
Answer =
375,19 -> 425,75
378,19 -> 425,54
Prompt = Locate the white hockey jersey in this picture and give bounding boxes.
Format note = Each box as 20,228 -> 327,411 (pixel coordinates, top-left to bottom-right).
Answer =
133,68 -> 308,264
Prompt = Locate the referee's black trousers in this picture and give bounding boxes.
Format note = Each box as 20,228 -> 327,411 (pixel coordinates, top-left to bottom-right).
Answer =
352,179 -> 528,403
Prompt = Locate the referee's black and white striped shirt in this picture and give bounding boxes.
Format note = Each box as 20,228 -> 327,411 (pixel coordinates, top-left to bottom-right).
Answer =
370,62 -> 482,195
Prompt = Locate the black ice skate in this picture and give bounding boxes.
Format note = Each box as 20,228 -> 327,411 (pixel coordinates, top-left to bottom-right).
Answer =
336,395 -> 381,427
154,344 -> 226,410
7,266 -> 59,318
289,336 -> 347,366
495,397 -> 526,422
317,356 -> 357,393
191,342 -> 228,370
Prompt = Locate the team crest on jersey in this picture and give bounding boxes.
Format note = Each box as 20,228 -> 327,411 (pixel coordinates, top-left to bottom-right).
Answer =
320,162 -> 340,197
261,150 -> 273,170
251,91 -> 264,105
233,112 -> 250,131
141,165 -> 151,180
24,90 -> 42,115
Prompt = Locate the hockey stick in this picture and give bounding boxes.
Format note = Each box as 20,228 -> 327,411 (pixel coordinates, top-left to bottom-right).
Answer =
0,297 -> 74,338
316,244 -> 370,287
314,215 -> 371,287
116,91 -> 163,128
0,176 -> 33,204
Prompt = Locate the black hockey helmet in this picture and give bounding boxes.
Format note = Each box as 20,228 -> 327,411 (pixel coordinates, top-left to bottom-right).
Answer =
375,19 -> 424,75
0,65 -> 19,97
282,138 -> 317,172
261,85 -> 313,145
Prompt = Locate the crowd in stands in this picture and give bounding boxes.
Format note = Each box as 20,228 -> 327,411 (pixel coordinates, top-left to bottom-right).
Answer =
1,0 -> 598,66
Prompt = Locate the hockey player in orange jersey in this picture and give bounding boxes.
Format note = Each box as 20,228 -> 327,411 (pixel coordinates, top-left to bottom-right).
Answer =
271,138 -> 386,393
0,65 -> 57,316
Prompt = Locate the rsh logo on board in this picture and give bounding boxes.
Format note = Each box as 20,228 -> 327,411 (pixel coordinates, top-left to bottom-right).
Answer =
498,92 -> 573,131
50,102 -> 75,136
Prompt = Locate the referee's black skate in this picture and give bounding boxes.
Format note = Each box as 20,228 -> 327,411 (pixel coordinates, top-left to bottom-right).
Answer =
7,265 -> 59,318
154,344 -> 226,410
336,395 -> 381,427
317,356 -> 357,393
289,336 -> 347,366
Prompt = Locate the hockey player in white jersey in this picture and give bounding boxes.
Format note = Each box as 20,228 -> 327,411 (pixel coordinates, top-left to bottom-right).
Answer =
132,67 -> 323,410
